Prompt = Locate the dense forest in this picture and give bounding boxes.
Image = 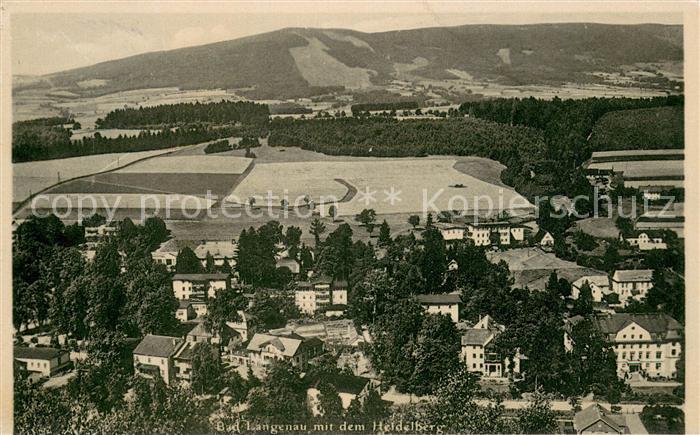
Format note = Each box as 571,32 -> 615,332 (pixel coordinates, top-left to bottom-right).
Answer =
588,106 -> 684,150
13,101 -> 270,162
95,100 -> 269,128
13,125 -> 246,163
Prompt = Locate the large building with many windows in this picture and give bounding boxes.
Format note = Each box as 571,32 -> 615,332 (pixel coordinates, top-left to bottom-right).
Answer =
294,275 -> 348,315
564,313 -> 682,379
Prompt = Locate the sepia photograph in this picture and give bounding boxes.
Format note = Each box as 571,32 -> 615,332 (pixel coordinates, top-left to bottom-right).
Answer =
1,1 -> 698,433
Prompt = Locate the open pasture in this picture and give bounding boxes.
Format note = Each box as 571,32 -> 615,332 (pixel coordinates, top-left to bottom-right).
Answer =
115,155 -> 252,174
228,158 -> 533,216
13,148 -> 182,203
47,172 -> 241,197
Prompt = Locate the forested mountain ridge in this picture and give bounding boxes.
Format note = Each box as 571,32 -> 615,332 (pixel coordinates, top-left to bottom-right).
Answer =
18,23 -> 682,99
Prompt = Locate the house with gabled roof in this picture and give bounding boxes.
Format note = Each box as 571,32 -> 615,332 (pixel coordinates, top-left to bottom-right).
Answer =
573,403 -> 628,434
621,230 -> 667,251
611,269 -> 654,304
564,313 -> 682,379
460,315 -> 522,378
172,273 -> 229,300
14,346 -> 71,379
571,274 -> 612,303
133,334 -> 184,385
246,331 -> 323,371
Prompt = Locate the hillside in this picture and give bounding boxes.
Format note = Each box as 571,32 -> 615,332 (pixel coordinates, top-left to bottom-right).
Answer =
19,23 -> 683,99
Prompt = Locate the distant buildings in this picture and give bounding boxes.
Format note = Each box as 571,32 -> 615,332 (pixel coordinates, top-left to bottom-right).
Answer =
133,335 -> 184,385
611,269 -> 654,304
295,276 -> 348,316
436,222 -> 525,246
172,273 -> 229,300
621,231 -> 667,251
415,293 -> 462,323
270,319 -> 364,347
564,313 -> 682,379
14,347 -> 71,379
460,315 -> 521,378
153,238 -> 237,272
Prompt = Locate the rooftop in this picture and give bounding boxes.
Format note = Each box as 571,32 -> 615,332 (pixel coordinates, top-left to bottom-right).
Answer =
14,346 -> 66,360
612,269 -> 653,283
133,334 -> 184,358
461,329 -> 496,346
568,313 -> 682,341
172,273 -> 229,281
416,293 -> 461,305
574,403 -> 626,434
247,332 -> 321,357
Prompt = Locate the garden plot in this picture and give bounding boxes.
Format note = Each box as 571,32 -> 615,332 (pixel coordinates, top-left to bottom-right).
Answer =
228,159 -> 533,216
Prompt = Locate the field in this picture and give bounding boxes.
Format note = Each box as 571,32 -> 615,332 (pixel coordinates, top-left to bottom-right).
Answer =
574,217 -> 620,239
227,158 -> 533,216
13,147 -> 184,204
43,154 -> 252,200
587,160 -> 684,178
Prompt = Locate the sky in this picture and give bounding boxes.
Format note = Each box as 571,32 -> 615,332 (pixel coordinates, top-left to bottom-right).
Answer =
10,5 -> 684,76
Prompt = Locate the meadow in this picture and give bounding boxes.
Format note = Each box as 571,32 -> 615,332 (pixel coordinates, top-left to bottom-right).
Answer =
228,158 -> 533,216
13,148 -> 182,204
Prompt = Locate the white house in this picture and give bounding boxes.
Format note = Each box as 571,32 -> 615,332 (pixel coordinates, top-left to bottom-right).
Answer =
437,225 -> 466,241
194,240 -> 237,269
565,313 -> 682,379
534,230 -> 555,248
466,222 -> 525,246
571,275 -> 611,303
14,347 -> 71,378
415,292 -> 462,323
460,315 -> 522,378
171,273 -> 229,300
175,300 -> 196,322
611,269 -> 654,304
246,332 -> 324,371
226,310 -> 253,342
622,232 -> 667,251
133,335 -> 184,385
295,276 -> 348,315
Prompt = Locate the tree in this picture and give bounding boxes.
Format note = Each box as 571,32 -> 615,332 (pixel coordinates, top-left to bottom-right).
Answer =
514,388 -> 558,434
284,226 -> 302,260
378,220 -> 392,247
408,215 -> 420,229
143,216 -> 168,249
409,314 -> 461,395
309,218 -> 326,247
204,252 -> 216,273
191,342 -> 225,395
420,227 -> 447,292
176,247 -> 202,273
369,297 -> 425,392
246,361 -> 309,424
204,287 -> 245,337
317,381 -> 343,421
573,282 -> 594,316
355,209 -> 377,233
249,288 -> 300,331
317,224 -> 355,280
328,204 -> 338,222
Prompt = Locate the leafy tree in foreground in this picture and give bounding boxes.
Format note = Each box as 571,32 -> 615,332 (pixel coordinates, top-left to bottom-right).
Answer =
191,342 -> 225,395
176,246 -> 203,273
246,360 -> 310,424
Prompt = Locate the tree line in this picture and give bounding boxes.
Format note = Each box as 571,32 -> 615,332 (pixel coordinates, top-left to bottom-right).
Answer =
13,124 -> 255,163
95,100 -> 269,128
